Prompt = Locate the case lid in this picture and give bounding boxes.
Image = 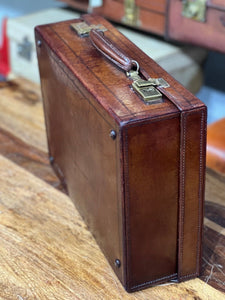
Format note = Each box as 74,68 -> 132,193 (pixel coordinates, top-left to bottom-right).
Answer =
35,14 -> 205,124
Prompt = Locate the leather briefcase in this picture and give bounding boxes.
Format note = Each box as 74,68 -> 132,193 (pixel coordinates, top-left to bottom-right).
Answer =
59,0 -> 225,53
35,14 -> 207,292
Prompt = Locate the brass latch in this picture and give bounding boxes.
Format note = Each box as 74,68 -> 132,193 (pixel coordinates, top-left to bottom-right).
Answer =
128,69 -> 169,104
71,22 -> 107,37
122,0 -> 139,26
182,0 -> 207,22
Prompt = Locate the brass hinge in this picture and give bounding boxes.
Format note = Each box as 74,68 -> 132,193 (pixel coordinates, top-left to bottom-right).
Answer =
122,0 -> 139,26
71,22 -> 107,37
182,0 -> 207,22
128,70 -> 169,104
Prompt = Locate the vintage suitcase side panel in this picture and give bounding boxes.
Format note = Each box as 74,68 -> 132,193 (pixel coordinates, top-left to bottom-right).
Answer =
35,29 -> 126,284
168,0 -> 225,52
122,106 -> 207,291
178,107 -> 207,280
122,114 -> 180,291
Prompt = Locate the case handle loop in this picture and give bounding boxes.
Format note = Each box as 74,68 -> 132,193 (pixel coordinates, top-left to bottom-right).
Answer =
90,29 -> 137,73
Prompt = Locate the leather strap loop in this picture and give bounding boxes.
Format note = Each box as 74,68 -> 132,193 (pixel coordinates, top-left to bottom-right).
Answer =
90,29 -> 133,72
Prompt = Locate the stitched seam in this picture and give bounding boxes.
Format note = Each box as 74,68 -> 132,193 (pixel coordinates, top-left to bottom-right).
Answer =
120,127 -> 128,287
124,127 -> 130,287
196,111 -> 205,273
179,272 -> 198,280
124,113 -> 179,129
178,108 -> 206,279
178,112 -> 186,278
130,273 -> 177,290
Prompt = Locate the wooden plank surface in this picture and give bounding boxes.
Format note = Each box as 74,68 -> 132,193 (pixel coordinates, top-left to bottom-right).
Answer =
0,77 -> 224,298
0,79 -> 47,152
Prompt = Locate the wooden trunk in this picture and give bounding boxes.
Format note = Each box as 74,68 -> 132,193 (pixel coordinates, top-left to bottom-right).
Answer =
59,0 -> 225,53
35,14 -> 207,292
169,0 -> 225,53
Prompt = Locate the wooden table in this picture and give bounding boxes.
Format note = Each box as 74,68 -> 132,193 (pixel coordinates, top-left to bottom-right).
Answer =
0,78 -> 224,299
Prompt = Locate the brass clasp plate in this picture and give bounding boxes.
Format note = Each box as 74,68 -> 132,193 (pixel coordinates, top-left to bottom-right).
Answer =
122,0 -> 139,26
128,70 -> 169,104
71,22 -> 107,37
182,0 -> 207,22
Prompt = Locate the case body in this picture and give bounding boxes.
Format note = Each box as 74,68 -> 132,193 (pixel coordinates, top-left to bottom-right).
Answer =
59,0 -> 225,53
35,15 -> 207,292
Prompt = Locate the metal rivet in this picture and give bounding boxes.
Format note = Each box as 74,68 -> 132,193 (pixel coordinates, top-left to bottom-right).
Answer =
49,156 -> 54,164
114,259 -> 121,268
110,130 -> 117,140
37,40 -> 42,47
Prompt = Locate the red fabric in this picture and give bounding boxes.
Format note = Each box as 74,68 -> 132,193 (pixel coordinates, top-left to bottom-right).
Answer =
0,18 -> 10,76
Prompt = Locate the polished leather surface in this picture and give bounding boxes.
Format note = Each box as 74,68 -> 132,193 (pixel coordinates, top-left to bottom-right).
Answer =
36,15 -> 207,292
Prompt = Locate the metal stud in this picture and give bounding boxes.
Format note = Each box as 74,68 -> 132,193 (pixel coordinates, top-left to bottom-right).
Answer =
110,130 -> 117,140
49,156 -> 54,164
37,40 -> 42,47
114,259 -> 121,268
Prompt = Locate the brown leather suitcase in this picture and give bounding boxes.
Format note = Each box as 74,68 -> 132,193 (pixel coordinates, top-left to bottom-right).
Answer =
59,0 -> 225,53
35,14 -> 207,292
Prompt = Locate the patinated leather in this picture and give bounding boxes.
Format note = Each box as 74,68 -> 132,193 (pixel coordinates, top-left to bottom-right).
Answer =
35,14 -> 207,292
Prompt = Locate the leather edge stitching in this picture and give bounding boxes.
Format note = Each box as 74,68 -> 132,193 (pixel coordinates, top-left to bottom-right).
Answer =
178,112 -> 186,278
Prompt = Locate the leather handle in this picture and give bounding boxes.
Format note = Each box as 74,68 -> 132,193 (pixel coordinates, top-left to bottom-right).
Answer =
90,29 -> 133,72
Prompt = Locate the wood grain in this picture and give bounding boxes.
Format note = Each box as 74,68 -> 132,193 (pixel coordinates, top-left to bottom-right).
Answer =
202,225 -> 225,292
0,155 -> 224,299
0,127 -> 64,191
200,168 -> 225,292
0,78 -> 47,152
205,167 -> 225,207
